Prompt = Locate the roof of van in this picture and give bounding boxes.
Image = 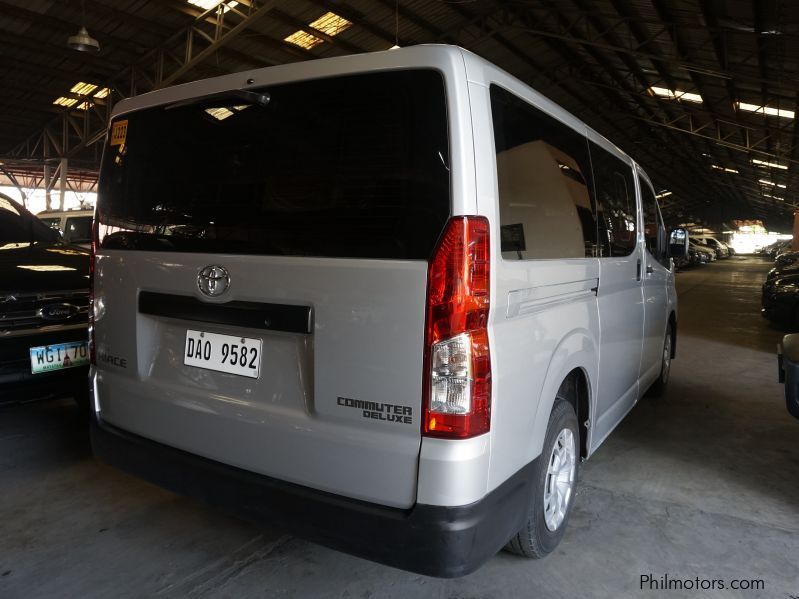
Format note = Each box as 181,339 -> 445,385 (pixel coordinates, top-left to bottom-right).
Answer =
36,209 -> 94,216
111,44 -> 636,174
111,44 -> 465,118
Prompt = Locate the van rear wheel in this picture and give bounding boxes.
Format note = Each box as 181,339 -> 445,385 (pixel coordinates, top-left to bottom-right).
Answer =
647,328 -> 673,397
505,400 -> 579,558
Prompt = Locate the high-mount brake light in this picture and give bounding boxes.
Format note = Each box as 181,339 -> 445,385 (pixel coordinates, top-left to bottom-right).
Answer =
423,216 -> 491,439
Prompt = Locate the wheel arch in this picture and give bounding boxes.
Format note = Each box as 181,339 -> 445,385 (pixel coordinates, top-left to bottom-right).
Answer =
528,330 -> 597,461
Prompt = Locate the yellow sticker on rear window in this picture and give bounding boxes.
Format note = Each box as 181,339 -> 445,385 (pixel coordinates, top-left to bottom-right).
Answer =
110,120 -> 128,146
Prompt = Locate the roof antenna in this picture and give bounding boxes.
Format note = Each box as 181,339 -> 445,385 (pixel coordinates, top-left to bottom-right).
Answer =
68,0 -> 100,53
387,0 -> 401,49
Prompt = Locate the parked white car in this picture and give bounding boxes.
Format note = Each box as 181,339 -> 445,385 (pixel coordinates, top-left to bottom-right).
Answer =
90,45 -> 686,577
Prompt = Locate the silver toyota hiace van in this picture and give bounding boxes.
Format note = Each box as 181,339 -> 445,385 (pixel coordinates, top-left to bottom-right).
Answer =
90,45 -> 686,577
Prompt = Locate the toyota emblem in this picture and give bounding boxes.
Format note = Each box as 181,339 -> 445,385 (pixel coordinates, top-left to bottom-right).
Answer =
197,265 -> 230,297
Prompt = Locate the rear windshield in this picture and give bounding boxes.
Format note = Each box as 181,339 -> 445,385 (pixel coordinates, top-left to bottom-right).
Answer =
97,70 -> 451,260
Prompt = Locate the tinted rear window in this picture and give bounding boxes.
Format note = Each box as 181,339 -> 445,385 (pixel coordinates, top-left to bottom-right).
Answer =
97,70 -> 451,259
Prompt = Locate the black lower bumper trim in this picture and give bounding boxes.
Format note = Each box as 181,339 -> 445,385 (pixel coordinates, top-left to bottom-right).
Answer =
91,418 -> 536,577
0,366 -> 88,403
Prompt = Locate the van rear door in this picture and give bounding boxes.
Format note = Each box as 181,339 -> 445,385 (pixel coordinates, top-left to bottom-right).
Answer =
93,69 -> 452,509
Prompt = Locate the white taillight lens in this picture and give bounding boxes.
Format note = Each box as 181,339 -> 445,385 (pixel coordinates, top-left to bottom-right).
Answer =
430,333 -> 472,415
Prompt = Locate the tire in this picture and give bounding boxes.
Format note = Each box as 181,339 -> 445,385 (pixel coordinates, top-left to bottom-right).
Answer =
505,399 -> 579,558
647,327 -> 673,397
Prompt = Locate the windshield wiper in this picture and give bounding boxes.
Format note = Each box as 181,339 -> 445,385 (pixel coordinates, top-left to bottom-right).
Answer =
165,89 -> 270,111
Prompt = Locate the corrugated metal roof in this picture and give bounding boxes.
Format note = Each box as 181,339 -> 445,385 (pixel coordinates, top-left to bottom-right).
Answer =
1,0 -> 798,224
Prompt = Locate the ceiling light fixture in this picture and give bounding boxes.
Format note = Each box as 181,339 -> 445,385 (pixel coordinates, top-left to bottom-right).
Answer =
67,1 -> 100,53
68,26 -> 100,52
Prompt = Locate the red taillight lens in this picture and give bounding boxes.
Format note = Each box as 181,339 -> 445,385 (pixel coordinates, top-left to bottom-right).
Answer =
88,218 -> 97,365
423,216 -> 491,439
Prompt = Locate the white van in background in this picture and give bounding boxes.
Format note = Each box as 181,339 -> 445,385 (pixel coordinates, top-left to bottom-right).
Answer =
691,235 -> 730,258
90,45 -> 687,577
37,209 -> 94,248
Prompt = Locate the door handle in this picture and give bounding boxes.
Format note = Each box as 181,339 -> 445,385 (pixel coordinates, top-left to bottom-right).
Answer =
636,258 -> 642,281
646,264 -> 654,275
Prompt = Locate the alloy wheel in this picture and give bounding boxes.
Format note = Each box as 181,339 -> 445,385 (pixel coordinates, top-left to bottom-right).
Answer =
543,428 -> 576,532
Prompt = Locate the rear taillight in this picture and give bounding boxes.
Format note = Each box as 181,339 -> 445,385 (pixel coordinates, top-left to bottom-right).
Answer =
423,216 -> 491,439
89,218 -> 97,365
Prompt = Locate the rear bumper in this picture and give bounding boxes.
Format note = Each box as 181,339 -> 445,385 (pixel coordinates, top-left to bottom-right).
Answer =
91,417 -> 536,578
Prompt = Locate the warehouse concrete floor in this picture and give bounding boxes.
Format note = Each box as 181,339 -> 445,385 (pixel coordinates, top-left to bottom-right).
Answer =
1,256 -> 797,598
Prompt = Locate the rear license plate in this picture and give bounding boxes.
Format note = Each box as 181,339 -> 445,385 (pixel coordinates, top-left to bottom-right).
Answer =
29,341 -> 89,374
184,330 -> 262,379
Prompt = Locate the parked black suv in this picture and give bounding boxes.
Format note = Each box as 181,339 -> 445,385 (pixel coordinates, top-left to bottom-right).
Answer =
762,273 -> 799,329
0,193 -> 90,406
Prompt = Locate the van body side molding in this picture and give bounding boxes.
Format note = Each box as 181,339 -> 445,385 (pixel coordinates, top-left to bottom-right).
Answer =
138,291 -> 312,334
506,278 -> 599,318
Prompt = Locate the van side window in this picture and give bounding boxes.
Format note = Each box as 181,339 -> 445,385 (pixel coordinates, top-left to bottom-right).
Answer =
639,180 -> 668,267
490,85 -> 598,260
64,216 -> 93,244
589,143 -> 637,257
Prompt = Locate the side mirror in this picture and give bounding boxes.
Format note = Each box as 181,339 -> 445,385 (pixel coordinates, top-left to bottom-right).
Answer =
668,227 -> 689,258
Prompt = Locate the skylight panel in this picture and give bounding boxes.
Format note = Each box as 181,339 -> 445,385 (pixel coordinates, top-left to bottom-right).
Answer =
204,105 -> 249,121
751,158 -> 788,170
759,179 -> 787,189
648,86 -> 703,104
736,101 -> 794,120
70,81 -> 97,96
284,30 -> 324,49
53,97 -> 78,108
54,81 -> 108,111
284,12 -> 352,49
711,165 -> 739,174
187,0 -> 238,12
308,12 -> 352,37
205,107 -> 235,121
